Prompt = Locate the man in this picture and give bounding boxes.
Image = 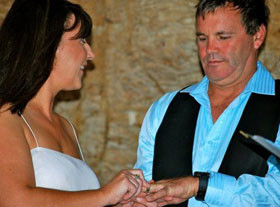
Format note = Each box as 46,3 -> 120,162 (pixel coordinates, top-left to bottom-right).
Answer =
135,0 -> 280,206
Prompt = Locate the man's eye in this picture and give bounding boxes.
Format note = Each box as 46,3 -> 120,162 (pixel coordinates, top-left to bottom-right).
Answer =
219,36 -> 230,40
197,37 -> 207,42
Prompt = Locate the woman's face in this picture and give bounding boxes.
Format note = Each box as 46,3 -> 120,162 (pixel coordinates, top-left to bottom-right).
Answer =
50,15 -> 94,91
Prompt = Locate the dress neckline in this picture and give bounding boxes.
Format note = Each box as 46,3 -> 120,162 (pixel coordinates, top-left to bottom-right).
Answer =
19,112 -> 85,161
31,147 -> 85,162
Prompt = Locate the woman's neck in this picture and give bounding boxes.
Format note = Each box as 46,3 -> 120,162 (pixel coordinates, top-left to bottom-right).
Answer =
25,83 -> 58,119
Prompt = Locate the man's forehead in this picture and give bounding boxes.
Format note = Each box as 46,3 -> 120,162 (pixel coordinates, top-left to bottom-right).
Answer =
196,6 -> 242,26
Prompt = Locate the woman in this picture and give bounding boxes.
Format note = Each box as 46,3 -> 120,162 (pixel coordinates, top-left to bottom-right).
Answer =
0,0 -> 148,206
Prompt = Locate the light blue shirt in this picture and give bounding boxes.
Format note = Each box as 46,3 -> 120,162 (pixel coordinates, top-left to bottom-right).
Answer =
135,61 -> 280,206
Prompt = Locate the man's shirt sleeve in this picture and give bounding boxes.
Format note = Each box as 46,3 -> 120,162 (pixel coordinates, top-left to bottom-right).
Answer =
205,125 -> 280,206
134,91 -> 178,181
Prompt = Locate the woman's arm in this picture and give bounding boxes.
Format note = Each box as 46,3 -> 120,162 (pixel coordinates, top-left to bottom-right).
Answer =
0,113 -> 146,207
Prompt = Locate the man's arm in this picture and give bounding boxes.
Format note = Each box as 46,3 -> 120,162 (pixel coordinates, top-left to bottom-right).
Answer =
204,150 -> 280,206
134,91 -> 178,181
204,125 -> 280,206
141,134 -> 280,206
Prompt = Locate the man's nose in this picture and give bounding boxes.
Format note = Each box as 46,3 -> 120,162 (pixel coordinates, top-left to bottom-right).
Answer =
206,38 -> 218,54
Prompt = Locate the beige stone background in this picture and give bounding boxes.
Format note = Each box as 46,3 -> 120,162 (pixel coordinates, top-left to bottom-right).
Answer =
1,0 -> 279,185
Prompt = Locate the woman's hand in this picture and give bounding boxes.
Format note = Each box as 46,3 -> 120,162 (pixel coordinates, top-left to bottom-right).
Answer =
100,169 -> 149,206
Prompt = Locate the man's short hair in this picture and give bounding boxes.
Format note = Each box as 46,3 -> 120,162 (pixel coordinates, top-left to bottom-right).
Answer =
196,0 -> 270,35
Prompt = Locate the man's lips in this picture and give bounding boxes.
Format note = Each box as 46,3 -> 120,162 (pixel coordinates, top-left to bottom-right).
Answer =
207,60 -> 223,64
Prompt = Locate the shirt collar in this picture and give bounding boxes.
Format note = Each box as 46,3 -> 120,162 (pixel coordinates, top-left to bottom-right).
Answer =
244,61 -> 275,95
180,61 -> 275,96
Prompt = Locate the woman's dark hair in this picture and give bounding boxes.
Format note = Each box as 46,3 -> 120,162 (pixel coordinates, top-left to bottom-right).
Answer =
196,0 -> 270,35
0,0 -> 92,113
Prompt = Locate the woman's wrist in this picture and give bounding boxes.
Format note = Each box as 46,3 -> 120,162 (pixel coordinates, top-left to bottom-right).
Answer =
96,187 -> 115,207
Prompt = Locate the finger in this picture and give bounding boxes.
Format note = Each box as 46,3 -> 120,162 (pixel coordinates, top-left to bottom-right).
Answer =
142,186 -> 150,193
123,170 -> 149,199
159,197 -> 185,206
129,169 -> 149,186
158,201 -> 169,207
123,178 -> 139,201
133,174 -> 143,197
132,169 -> 145,179
164,196 -> 173,201
140,179 -> 151,193
129,176 -> 140,189
143,201 -> 158,207
123,171 -> 141,192
121,199 -> 134,204
135,197 -> 148,205
123,189 -> 137,201
148,183 -> 165,193
147,197 -> 168,203
135,197 -> 158,207
146,189 -> 168,202
146,202 -> 158,207
143,185 -> 151,194
127,173 -> 140,190
135,191 -> 147,198
129,172 -> 146,198
142,179 -> 150,188
121,201 -> 134,207
132,201 -> 146,207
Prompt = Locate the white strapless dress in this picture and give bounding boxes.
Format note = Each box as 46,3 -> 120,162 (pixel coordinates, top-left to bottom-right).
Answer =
20,113 -> 100,191
31,147 -> 100,191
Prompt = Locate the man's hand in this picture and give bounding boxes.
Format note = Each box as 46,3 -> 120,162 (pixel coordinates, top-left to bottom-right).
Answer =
120,176 -> 199,207
119,181 -> 157,207
120,192 -> 158,207
144,176 -> 199,207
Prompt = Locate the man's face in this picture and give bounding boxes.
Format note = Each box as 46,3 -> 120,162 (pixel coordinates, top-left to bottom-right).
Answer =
196,6 -> 258,87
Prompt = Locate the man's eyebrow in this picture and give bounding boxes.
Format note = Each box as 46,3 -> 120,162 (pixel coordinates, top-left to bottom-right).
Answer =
216,31 -> 234,35
196,32 -> 205,36
195,31 -> 235,36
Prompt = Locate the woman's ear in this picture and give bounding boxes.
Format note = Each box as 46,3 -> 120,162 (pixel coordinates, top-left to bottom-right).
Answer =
253,24 -> 266,50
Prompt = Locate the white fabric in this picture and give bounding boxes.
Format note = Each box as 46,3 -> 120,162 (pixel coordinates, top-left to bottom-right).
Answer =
31,147 -> 100,191
20,113 -> 100,191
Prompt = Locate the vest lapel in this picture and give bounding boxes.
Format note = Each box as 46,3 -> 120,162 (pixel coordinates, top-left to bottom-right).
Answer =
153,92 -> 200,181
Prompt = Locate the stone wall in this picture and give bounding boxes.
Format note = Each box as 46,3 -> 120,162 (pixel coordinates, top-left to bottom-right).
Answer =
1,0 -> 280,185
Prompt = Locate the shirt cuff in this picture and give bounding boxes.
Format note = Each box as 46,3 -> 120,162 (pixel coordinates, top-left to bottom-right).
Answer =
204,171 -> 236,206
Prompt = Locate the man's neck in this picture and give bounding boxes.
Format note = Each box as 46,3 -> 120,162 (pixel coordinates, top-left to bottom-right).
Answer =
208,69 -> 256,123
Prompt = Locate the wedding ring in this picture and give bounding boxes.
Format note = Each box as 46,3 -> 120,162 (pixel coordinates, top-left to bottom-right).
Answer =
145,187 -> 150,193
134,174 -> 140,179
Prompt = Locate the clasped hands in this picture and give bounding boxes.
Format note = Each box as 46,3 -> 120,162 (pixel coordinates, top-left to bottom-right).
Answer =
120,174 -> 199,207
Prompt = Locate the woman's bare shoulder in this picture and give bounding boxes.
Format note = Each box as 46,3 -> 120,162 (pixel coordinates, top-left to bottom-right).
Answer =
0,109 -> 23,133
0,108 -> 37,196
0,108 -> 29,151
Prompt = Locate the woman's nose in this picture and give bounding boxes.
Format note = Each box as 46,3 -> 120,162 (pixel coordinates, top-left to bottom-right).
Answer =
85,44 -> 95,60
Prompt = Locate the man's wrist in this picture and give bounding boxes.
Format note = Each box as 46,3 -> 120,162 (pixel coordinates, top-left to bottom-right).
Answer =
193,172 -> 210,201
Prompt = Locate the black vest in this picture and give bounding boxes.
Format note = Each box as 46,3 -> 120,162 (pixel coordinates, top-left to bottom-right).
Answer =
152,80 -> 280,207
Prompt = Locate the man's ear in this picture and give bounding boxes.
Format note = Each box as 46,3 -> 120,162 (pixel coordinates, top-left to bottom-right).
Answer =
253,24 -> 266,50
